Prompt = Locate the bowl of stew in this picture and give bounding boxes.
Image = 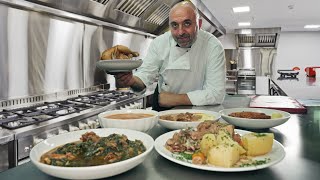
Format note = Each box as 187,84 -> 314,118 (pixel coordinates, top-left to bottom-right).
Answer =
30,128 -> 154,179
98,109 -> 159,132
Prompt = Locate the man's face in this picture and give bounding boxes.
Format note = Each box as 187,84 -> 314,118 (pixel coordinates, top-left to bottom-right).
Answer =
169,6 -> 198,48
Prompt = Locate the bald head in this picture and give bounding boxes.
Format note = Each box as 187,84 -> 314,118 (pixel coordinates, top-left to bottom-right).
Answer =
169,1 -> 200,21
169,1 -> 201,48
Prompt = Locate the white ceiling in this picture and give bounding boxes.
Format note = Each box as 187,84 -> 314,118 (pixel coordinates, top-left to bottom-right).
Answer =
202,0 -> 320,32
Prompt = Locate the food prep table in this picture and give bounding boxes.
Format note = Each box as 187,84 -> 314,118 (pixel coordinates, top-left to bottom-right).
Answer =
272,73 -> 320,100
1,95 -> 320,180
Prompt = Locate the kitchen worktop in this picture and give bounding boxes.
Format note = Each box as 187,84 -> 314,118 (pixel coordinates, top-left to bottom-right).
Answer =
272,73 -> 320,99
1,95 -> 320,180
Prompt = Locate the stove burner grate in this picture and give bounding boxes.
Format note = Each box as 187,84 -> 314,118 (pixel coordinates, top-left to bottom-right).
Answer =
0,117 -> 38,129
68,90 -> 135,106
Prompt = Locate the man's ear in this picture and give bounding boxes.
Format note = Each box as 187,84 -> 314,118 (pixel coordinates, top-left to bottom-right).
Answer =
198,18 -> 202,29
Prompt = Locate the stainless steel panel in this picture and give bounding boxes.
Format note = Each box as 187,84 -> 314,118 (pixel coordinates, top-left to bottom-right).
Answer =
0,129 -> 13,172
0,129 -> 14,144
0,5 -> 8,99
191,0 -> 226,36
0,143 -> 9,172
0,5 -> 84,100
259,48 -> 277,76
237,48 -> 261,70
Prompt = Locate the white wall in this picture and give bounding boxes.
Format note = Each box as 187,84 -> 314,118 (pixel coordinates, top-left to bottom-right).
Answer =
276,32 -> 320,70
218,33 -> 236,49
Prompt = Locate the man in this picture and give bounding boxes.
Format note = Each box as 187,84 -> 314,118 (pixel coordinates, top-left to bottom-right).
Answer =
115,1 -> 226,111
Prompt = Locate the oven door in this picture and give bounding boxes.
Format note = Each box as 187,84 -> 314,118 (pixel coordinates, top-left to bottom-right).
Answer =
237,76 -> 256,94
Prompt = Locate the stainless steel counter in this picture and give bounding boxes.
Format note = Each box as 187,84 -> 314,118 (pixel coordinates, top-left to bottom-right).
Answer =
2,95 -> 320,180
272,74 -> 320,99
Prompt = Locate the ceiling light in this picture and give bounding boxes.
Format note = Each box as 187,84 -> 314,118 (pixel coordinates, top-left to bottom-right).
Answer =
238,22 -> 251,27
233,6 -> 250,13
304,25 -> 320,29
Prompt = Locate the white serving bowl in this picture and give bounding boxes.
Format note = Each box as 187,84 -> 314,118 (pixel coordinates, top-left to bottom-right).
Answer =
98,109 -> 159,132
30,128 -> 154,180
220,108 -> 291,129
158,109 -> 221,130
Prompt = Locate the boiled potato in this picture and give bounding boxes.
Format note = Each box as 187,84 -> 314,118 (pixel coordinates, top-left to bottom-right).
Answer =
207,144 -> 240,167
216,130 -> 246,155
271,113 -> 283,119
200,134 -> 217,156
241,133 -> 274,156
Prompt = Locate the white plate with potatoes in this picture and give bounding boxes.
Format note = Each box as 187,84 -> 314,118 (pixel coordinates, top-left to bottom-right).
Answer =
220,108 -> 291,129
96,59 -> 143,72
155,129 -> 285,172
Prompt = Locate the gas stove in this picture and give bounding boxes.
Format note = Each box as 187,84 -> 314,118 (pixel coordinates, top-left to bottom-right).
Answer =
0,101 -> 92,130
0,90 -> 135,130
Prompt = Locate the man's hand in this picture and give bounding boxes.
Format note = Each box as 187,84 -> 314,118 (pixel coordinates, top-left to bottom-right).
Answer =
114,72 -> 135,88
113,72 -> 146,91
158,91 -> 192,107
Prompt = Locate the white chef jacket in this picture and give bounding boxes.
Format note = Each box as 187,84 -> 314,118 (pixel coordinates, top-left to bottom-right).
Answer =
134,29 -> 226,106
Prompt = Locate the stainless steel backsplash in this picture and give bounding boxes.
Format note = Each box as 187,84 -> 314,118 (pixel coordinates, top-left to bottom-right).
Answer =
0,4 -> 154,100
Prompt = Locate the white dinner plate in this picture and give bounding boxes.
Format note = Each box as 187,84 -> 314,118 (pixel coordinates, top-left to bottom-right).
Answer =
220,108 -> 291,129
96,59 -> 142,72
158,109 -> 221,130
155,129 -> 285,172
30,128 -> 154,180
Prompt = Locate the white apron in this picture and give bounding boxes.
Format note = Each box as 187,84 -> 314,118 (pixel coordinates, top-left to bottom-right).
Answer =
158,44 -> 206,94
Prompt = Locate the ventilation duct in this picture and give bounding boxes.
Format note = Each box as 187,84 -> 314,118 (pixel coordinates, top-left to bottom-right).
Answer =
235,28 -> 281,48
115,0 -> 156,18
145,4 -> 170,26
92,0 -> 110,6
16,0 -> 225,37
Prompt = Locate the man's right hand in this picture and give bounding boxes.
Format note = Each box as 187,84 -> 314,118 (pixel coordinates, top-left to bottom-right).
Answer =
114,72 -> 136,88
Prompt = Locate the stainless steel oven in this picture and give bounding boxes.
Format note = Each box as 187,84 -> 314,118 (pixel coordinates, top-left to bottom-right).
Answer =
0,129 -> 14,172
237,69 -> 256,95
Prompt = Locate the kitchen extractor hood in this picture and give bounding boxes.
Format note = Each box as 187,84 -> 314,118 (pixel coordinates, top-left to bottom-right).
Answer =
23,0 -> 225,37
235,27 -> 281,48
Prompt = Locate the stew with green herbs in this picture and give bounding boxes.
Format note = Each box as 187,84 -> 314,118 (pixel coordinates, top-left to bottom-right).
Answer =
40,131 -> 146,167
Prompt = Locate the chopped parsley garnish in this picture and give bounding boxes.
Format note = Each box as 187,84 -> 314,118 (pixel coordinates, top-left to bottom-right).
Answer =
172,152 -> 193,162
254,133 -> 267,137
239,158 -> 271,167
